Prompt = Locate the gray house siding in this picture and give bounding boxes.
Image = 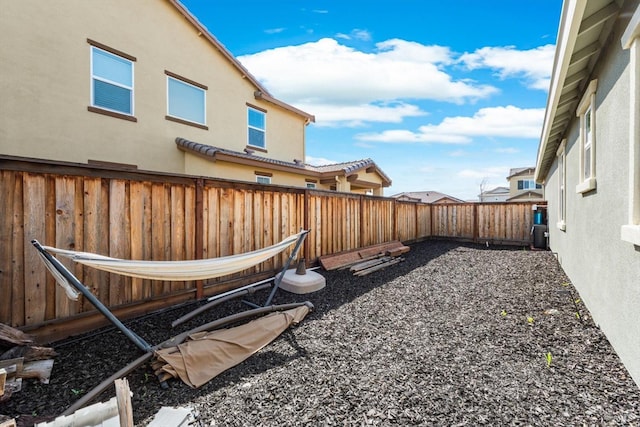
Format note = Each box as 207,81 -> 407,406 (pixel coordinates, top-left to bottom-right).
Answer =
543,7 -> 640,386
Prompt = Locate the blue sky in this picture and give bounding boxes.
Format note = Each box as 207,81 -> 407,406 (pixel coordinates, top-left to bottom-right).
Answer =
180,1 -> 562,200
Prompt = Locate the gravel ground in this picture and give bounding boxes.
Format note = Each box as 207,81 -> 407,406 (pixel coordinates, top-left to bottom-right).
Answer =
3,240 -> 640,426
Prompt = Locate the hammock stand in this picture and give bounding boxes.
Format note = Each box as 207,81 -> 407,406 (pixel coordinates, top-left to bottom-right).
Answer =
30,230 -> 312,414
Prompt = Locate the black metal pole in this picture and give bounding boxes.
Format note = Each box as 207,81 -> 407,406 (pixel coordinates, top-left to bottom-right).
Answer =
31,240 -> 152,353
264,230 -> 309,306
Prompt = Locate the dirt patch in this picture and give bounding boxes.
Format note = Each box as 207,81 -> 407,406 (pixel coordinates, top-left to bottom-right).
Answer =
3,240 -> 640,426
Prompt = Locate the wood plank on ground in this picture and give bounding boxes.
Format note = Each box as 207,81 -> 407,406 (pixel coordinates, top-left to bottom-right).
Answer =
319,241 -> 410,270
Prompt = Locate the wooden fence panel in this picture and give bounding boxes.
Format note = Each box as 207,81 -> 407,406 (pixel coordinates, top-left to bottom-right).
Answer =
0,158 -> 540,338
476,203 -> 534,243
395,201 -> 417,242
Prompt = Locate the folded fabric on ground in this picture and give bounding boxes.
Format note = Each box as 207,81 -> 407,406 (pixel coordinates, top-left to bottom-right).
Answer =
154,305 -> 310,388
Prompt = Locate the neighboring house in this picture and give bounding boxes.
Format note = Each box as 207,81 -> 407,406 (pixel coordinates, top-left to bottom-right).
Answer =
478,186 -> 510,203
179,139 -> 391,195
506,167 -> 544,201
0,0 -> 391,195
392,191 -> 465,204
535,0 -> 640,386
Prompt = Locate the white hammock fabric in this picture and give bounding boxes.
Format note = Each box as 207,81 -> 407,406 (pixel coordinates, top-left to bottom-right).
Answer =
41,231 -> 307,300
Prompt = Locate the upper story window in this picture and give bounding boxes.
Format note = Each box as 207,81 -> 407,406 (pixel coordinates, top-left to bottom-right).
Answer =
166,71 -> 207,128
306,182 -> 317,189
248,106 -> 266,149
576,79 -> 598,194
90,44 -> 134,116
517,179 -> 542,190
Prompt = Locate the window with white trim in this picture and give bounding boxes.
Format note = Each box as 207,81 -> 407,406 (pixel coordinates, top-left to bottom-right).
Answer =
557,139 -> 566,231
167,75 -> 206,126
306,182 -> 316,189
576,79 -> 597,193
256,175 -> 271,184
621,11 -> 640,245
248,107 -> 266,149
517,179 -> 542,190
91,46 -> 134,115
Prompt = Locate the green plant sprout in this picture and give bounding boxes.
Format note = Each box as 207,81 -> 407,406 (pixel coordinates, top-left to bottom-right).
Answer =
545,352 -> 553,367
527,316 -> 535,325
501,310 -> 507,317
71,388 -> 83,396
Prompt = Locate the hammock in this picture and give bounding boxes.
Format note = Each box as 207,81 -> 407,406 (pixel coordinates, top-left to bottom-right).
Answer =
31,232 -> 313,414
36,231 -> 307,300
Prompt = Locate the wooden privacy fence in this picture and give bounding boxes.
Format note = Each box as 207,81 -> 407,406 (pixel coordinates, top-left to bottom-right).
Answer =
0,156 -> 538,340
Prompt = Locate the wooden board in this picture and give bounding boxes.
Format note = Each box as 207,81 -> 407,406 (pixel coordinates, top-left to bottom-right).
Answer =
319,241 -> 410,270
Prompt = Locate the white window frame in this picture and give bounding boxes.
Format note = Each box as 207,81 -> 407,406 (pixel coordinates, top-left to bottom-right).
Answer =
248,107 -> 266,149
556,139 -> 567,231
90,46 -> 134,116
166,75 -> 206,126
256,175 -> 271,185
621,11 -> 640,245
575,79 -> 598,194
306,182 -> 316,189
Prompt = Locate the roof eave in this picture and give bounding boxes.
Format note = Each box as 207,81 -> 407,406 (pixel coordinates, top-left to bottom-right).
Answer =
254,91 -> 315,123
535,0 -> 588,183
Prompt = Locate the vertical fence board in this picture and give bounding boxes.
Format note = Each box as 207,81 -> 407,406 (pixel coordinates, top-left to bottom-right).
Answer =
83,178 -> 109,311
23,174 -> 46,326
54,177 -> 77,319
109,180 -> 129,305
0,172 -> 16,325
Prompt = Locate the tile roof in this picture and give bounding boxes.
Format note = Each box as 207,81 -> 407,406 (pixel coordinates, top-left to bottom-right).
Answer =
391,191 -> 464,203
175,138 -> 391,186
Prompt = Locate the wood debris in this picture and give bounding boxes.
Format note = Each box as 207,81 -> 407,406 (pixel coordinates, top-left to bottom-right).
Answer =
319,241 -> 410,272
351,256 -> 405,276
0,323 -> 57,402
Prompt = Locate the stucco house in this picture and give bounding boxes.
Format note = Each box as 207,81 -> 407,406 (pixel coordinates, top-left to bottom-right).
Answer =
478,186 -> 510,202
506,167 -> 544,201
535,0 -> 640,386
0,0 -> 390,195
392,191 -> 465,204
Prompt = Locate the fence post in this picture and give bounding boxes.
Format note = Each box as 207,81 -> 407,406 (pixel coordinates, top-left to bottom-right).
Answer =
473,203 -> 479,243
195,178 -> 204,299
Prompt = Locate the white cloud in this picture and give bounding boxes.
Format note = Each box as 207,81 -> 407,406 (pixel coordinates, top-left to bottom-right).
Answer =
238,38 -> 497,124
460,45 -> 555,90
449,149 -> 468,157
356,106 -> 544,144
305,155 -> 337,166
264,28 -> 286,35
300,102 -> 427,127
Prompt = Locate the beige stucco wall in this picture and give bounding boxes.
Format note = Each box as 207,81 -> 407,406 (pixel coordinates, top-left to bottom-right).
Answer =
184,154 -> 387,195
184,155 -> 322,189
542,14 -> 640,386
0,0 -> 306,173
